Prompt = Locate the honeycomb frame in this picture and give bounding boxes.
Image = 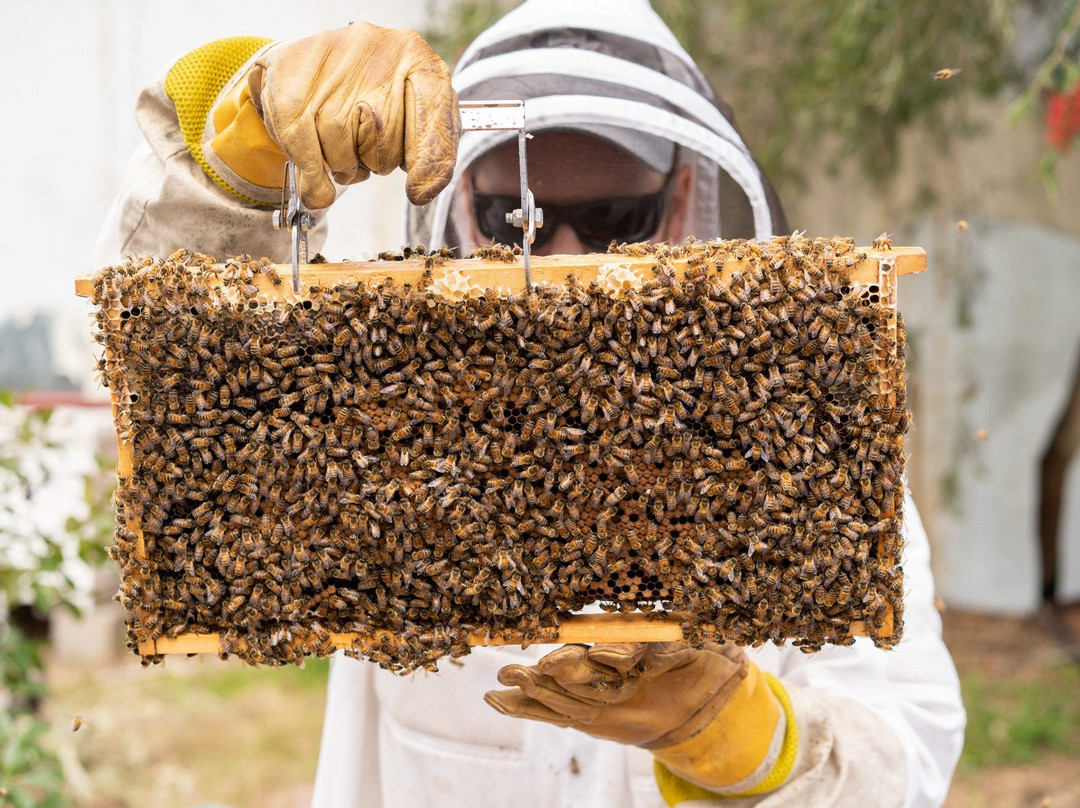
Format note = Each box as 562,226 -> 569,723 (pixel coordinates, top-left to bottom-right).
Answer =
76,238 -> 925,672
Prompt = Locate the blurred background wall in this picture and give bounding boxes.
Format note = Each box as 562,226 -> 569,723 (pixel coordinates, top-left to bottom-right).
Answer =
1,0 -> 1078,632
777,37 -> 1080,614
794,120 -> 1080,613
1,0 -> 430,394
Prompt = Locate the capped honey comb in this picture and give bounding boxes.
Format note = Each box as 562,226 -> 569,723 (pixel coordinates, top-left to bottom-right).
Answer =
84,236 -> 910,673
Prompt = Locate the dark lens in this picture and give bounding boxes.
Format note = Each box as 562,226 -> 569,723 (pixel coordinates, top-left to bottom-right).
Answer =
472,192 -> 527,245
473,191 -> 559,250
573,193 -> 666,251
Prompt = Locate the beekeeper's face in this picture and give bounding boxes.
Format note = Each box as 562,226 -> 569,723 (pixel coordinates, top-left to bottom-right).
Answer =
467,132 -> 692,255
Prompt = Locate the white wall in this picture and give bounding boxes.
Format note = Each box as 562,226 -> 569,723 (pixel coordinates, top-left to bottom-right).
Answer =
786,105 -> 1080,614
903,220 -> 1080,613
1,0 -> 430,324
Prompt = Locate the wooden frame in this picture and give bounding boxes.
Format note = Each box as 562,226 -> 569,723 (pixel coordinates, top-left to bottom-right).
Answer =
76,247 -> 925,302
76,246 -> 925,657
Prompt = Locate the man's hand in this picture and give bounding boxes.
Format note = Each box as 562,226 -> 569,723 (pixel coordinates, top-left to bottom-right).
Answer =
485,642 -> 792,795
245,23 -> 459,208
484,642 -> 746,746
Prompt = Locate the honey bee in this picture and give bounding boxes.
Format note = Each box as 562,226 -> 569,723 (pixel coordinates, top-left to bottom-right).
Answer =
226,594 -> 246,613
932,68 -> 960,81
473,244 -> 518,262
871,233 -> 894,251
837,583 -> 852,606
604,485 -> 628,507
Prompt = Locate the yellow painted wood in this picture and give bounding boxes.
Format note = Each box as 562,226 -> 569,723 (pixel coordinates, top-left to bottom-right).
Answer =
137,611 -> 887,656
75,247 -> 925,300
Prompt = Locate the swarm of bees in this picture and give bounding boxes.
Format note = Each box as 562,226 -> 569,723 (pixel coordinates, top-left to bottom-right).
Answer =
374,244 -> 457,270
91,236 -> 907,673
473,243 -> 522,262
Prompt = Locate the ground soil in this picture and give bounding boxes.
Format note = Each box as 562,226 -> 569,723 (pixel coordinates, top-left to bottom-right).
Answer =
43,608 -> 1079,807
944,607 -> 1080,808
45,653 -> 327,808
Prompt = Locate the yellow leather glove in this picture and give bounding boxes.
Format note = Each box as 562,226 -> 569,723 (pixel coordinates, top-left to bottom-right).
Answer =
211,23 -> 459,209
485,642 -> 797,799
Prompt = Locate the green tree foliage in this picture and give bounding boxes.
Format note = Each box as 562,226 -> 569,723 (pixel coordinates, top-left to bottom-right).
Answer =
691,0 -> 1015,187
425,0 -> 516,61
425,1 -> 1022,189
1007,0 -> 1080,189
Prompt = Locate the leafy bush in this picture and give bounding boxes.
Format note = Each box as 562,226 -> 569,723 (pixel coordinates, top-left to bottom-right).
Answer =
0,394 -> 116,806
0,711 -> 67,808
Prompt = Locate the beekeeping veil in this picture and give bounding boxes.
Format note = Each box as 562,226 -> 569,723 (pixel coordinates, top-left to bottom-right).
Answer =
406,0 -> 787,251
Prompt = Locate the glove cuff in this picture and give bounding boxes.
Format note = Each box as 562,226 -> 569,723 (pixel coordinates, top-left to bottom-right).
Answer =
209,78 -> 289,191
164,36 -> 280,205
652,671 -> 798,800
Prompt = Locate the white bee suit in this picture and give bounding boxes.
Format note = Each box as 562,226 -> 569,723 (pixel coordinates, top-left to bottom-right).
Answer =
311,491 -> 962,808
94,1 -> 965,806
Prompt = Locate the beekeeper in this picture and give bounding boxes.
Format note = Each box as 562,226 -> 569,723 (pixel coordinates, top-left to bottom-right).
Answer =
93,1 -> 965,806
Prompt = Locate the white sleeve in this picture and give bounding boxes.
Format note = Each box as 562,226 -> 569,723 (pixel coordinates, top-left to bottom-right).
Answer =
91,66 -> 327,267
311,652 -> 383,808
771,491 -> 966,808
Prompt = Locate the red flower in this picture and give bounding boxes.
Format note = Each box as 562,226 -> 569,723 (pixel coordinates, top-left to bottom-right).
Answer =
1046,79 -> 1080,153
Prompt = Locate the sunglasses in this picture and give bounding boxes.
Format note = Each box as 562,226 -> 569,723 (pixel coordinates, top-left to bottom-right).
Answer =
470,172 -> 675,252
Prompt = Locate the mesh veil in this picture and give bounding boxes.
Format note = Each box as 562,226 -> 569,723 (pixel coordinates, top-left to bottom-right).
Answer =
406,0 -> 786,252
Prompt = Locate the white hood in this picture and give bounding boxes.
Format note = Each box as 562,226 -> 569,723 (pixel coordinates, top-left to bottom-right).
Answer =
407,0 -> 787,251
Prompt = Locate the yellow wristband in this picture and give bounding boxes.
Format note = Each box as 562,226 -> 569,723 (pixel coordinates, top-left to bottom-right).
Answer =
654,673 -> 799,804
164,36 -> 274,204
210,78 -> 288,189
